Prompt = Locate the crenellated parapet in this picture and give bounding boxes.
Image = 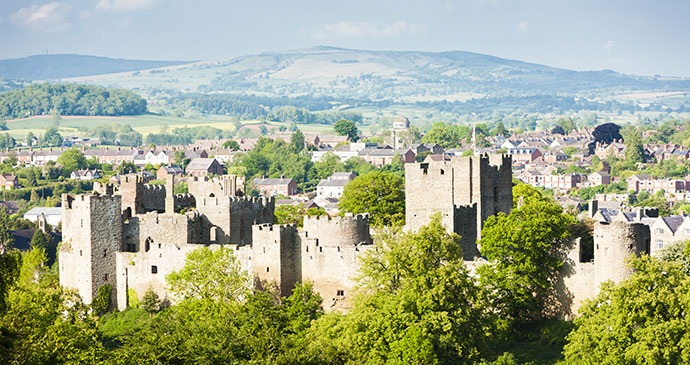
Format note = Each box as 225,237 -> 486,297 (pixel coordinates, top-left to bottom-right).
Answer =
302,213 -> 372,247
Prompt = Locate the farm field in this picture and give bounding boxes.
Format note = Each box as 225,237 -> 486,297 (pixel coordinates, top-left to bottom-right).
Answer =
3,114 -> 351,141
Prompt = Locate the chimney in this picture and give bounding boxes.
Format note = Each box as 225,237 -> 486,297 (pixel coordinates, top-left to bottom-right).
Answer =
589,199 -> 599,218
165,174 -> 175,214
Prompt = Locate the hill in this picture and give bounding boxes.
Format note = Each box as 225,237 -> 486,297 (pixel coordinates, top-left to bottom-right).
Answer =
62,46 -> 690,99
0,54 -> 192,81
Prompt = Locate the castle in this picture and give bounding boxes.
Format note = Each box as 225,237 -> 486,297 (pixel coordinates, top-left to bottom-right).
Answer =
59,154 -> 652,317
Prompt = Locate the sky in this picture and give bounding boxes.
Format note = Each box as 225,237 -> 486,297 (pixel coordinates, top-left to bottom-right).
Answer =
1,0 -> 689,77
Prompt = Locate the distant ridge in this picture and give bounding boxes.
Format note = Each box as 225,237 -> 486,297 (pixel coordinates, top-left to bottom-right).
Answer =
0,54 -> 193,80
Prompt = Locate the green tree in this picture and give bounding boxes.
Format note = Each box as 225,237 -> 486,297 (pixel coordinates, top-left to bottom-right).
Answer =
305,215 -> 488,364
0,250 -> 21,314
30,229 -> 56,266
167,246 -> 250,304
40,126 -> 64,147
624,129 -> 645,165
339,171 -> 405,227
222,139 -> 240,151
421,122 -> 460,148
0,207 -> 14,249
564,256 -> 690,363
56,148 -> 86,174
117,161 -> 137,175
0,249 -> 106,363
174,150 -> 190,169
274,204 -> 327,227
334,119 -> 359,141
478,199 -> 574,322
140,288 -> 162,315
24,168 -> 37,187
93,283 -> 113,315
290,129 -> 305,153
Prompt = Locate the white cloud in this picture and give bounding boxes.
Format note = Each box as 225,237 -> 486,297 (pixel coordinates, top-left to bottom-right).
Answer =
11,2 -> 72,31
605,40 -> 615,52
79,10 -> 93,19
96,0 -> 160,11
517,21 -> 529,35
305,21 -> 427,40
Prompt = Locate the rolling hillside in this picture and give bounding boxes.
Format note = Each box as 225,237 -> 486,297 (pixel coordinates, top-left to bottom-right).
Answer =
56,46 -> 690,99
0,54 -> 192,81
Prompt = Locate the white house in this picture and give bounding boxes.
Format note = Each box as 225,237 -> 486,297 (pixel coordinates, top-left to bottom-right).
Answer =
24,207 -> 62,227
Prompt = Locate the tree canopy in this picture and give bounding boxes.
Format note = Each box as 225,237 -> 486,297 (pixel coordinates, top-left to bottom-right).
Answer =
339,171 -> 405,226
333,119 -> 359,141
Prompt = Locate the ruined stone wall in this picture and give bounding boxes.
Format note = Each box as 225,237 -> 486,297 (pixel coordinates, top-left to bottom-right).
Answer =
119,175 -> 165,214
454,204 -> 478,260
405,161 -> 458,231
188,175 -> 245,199
195,196 -> 274,245
251,224 -> 300,295
299,231 -> 373,312
59,194 -> 122,307
405,154 -> 512,250
115,242 -> 224,310
302,214 -> 372,247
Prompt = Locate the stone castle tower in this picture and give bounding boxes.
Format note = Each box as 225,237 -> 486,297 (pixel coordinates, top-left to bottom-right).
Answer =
59,194 -> 123,308
404,153 -> 513,259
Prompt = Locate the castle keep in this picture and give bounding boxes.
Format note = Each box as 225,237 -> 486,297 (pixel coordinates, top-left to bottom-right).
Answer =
405,154 -> 513,259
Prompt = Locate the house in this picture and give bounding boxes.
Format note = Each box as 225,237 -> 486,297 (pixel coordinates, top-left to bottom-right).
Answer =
0,201 -> 19,215
359,148 -> 415,167
23,207 -> 62,226
253,177 -> 298,197
0,174 -> 18,190
509,148 -> 542,165
627,174 -> 651,193
157,165 -> 184,180
650,216 -> 685,256
185,158 -> 223,177
329,172 -> 356,181
70,169 -> 102,181
588,171 -> 611,186
317,178 -> 350,199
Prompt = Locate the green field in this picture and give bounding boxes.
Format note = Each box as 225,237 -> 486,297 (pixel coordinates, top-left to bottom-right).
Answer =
4,114 -> 348,141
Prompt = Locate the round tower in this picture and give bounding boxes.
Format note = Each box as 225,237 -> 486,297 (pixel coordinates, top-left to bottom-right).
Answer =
393,116 -> 410,131
593,220 -> 650,288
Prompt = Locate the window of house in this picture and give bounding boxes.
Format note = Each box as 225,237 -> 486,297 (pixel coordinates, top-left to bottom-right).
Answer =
336,290 -> 345,297
656,240 -> 664,250
104,274 -> 108,281
656,228 -> 664,234
266,267 -> 270,272
151,265 -> 158,274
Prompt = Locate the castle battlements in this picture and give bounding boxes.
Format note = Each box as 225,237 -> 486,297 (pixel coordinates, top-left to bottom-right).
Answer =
303,214 -> 372,247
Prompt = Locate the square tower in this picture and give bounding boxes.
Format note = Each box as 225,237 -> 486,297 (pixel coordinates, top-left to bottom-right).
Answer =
59,194 -> 123,307
404,154 -> 512,258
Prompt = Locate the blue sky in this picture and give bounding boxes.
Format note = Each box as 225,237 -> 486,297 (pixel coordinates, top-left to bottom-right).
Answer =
1,0 -> 689,76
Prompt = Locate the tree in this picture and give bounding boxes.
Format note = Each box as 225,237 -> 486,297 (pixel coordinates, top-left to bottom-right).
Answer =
40,126 -> 63,147
117,161 -> 137,175
339,171 -> 405,227
334,119 -> 359,141
0,120 -> 7,131
0,250 -> 21,314
0,207 -> 14,249
564,256 -> 690,363
167,246 -> 250,304
56,148 -> 86,174
624,129 -> 645,165
0,249 -> 106,363
478,199 -> 574,322
24,168 -> 37,187
290,130 -> 305,153
174,150 -> 190,169
421,122 -> 460,148
30,229 -> 56,266
305,215 -> 488,364
588,122 -> 622,154
140,288 -> 162,315
557,118 -> 576,134
274,204 -> 327,227
492,122 -> 509,137
93,283 -> 113,315
551,125 -> 566,135
222,139 -> 240,151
